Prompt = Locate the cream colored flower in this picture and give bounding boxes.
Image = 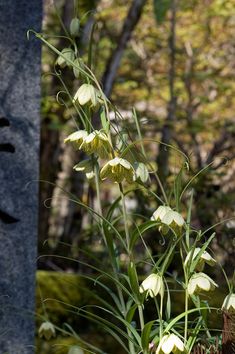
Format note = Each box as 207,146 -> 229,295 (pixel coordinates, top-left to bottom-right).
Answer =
56,48 -> 75,68
188,272 -> 218,296
68,346 -> 84,354
222,293 -> 235,312
64,130 -> 88,150
100,157 -> 135,184
80,130 -> 112,158
156,333 -> 185,354
184,247 -> 216,271
151,206 -> 172,222
38,321 -> 56,340
134,162 -> 149,183
73,159 -> 95,180
73,84 -> 102,108
161,210 -> 185,236
139,273 -> 164,298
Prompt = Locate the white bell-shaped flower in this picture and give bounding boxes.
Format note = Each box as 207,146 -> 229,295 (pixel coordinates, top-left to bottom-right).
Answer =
184,247 -> 216,271
56,48 -> 75,68
222,293 -> 235,313
139,273 -> 164,298
151,206 -> 172,222
100,157 -> 135,184
161,210 -> 185,236
64,130 -> 88,150
188,272 -> 218,296
73,159 -> 95,180
38,321 -> 56,340
156,333 -> 185,354
73,83 -> 102,108
80,130 -> 112,158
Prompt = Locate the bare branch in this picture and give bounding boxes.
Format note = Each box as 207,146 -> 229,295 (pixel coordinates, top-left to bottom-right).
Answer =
102,0 -> 147,98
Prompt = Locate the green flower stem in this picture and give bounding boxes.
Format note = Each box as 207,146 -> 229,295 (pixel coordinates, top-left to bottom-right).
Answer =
184,285 -> 189,342
132,109 -> 168,205
119,183 -> 131,252
127,328 -> 136,354
180,242 -> 189,342
95,162 -> 136,354
138,305 -> 145,331
160,294 -> 164,340
154,297 -> 163,340
94,162 -> 126,314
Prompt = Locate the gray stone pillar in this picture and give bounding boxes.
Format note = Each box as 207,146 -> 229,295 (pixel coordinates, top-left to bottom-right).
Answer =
0,1 -> 42,353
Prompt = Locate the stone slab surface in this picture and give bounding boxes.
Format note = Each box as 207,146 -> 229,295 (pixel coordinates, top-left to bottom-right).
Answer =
0,1 -> 42,352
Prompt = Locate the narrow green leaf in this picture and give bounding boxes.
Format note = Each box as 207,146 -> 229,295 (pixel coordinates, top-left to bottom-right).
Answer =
126,304 -> 138,323
141,320 -> 155,351
128,262 -> 141,301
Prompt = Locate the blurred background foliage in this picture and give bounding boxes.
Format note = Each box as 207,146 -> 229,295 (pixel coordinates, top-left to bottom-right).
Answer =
37,0 -> 235,351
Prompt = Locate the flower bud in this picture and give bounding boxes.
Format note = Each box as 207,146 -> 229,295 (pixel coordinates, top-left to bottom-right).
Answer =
222,293 -> 235,313
73,159 -> 95,180
188,272 -> 218,296
73,84 -> 102,109
64,130 -> 88,150
139,273 -> 164,298
134,162 -> 149,183
68,346 -> 84,354
161,210 -> 185,236
38,321 -> 56,340
100,157 -> 135,184
73,58 -> 82,78
184,247 -> 216,271
156,333 -> 185,354
80,130 -> 112,158
56,48 -> 75,68
70,18 -> 80,37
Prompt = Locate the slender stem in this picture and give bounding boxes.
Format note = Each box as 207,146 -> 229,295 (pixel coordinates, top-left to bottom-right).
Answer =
127,328 -> 136,354
184,286 -> 188,341
160,294 -> 164,339
153,297 -> 163,339
119,183 -> 130,252
138,305 -> 145,331
94,162 -> 126,313
180,242 -> 188,342
133,108 -> 146,158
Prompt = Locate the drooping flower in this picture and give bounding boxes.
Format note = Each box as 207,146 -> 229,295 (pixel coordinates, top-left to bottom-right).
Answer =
73,159 -> 95,180
156,333 -> 185,354
100,157 -> 135,184
56,48 -> 75,68
73,84 -> 102,108
68,346 -> 84,354
151,206 -> 172,223
222,293 -> 235,313
134,162 -> 149,183
184,247 -> 216,271
139,273 -> 164,298
38,321 -> 56,340
161,210 -> 185,236
80,130 -> 112,158
73,58 -> 82,78
64,130 -> 88,150
188,272 -> 218,296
